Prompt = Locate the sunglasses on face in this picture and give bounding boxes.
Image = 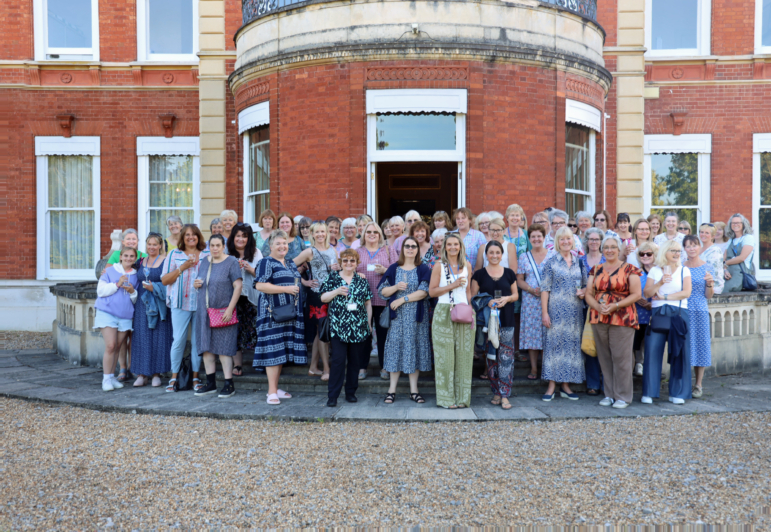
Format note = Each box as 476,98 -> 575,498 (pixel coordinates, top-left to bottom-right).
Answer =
299,225 -> 309,230
341,259 -> 357,264
567,224 -> 577,228
595,218 -> 606,222
678,227 -> 689,232
403,244 -> 419,250
638,252 -> 654,257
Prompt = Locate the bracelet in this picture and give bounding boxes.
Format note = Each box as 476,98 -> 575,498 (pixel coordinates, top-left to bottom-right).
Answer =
706,283 -> 714,288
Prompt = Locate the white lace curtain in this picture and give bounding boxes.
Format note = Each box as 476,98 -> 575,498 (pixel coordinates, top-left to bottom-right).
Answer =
47,155 -> 94,270
148,155 -> 193,234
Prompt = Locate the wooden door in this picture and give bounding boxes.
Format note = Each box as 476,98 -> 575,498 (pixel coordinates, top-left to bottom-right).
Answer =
376,162 -> 457,223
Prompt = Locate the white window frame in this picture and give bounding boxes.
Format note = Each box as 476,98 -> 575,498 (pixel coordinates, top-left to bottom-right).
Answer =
35,136 -> 101,281
643,134 -> 711,227
756,0 -> 771,54
239,102 -> 271,225
644,0 -> 711,58
136,0 -> 199,62
365,89 -> 467,218
33,0 -> 100,61
752,133 -> 771,280
565,99 -> 600,213
136,137 -> 200,252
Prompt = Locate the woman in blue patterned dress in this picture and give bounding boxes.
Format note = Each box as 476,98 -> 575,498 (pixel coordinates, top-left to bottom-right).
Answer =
253,230 -> 307,405
130,233 -> 172,387
377,237 -> 432,404
516,224 -> 549,380
540,226 -> 587,401
684,235 -> 714,398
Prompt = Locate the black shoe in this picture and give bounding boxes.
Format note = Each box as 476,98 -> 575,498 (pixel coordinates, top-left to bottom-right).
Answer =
218,382 -> 235,398
345,395 -> 358,403
326,398 -> 338,407
194,380 -> 217,396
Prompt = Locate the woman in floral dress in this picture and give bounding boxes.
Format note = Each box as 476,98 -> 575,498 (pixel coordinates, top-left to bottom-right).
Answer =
516,224 -> 549,380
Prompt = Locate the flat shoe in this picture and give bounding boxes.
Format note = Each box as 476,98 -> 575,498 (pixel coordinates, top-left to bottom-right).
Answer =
133,376 -> 146,387
358,371 -> 367,380
151,376 -> 162,387
692,385 -> 703,398
308,370 -> 323,377
541,392 -> 555,402
326,398 -> 338,407
266,389 -> 292,399
560,390 -> 579,401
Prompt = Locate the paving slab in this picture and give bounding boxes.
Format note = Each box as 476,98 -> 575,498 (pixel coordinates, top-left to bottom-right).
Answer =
407,407 -> 477,421
0,381 -> 39,394
335,406 -> 409,421
473,407 -> 549,421
17,386 -> 76,399
0,358 -> 23,368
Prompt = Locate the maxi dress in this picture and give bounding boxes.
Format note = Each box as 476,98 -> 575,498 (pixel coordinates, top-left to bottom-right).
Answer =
517,251 -> 547,351
540,253 -> 587,383
688,263 -> 714,368
130,260 -> 172,376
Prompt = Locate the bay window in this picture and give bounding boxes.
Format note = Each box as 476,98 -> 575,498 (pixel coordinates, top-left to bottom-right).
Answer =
564,99 -> 599,217
239,101 -> 271,225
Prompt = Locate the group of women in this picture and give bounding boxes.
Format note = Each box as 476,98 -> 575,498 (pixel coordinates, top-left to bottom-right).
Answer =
92,205 -> 755,408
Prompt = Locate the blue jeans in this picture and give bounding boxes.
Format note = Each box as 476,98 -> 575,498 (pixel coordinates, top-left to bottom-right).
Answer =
582,307 -> 603,391
169,308 -> 201,374
642,307 -> 691,400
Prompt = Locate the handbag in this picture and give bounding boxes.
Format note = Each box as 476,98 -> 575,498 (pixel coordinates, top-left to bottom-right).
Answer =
378,305 -> 391,329
318,315 -> 331,342
205,259 -> 238,328
581,311 -> 596,357
269,299 -> 297,323
650,266 -> 683,333
177,355 -> 193,391
444,263 -> 473,324
733,243 -> 758,291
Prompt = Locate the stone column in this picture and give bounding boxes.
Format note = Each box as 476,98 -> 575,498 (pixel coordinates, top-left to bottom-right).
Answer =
198,0 -> 228,234
614,0 -> 646,218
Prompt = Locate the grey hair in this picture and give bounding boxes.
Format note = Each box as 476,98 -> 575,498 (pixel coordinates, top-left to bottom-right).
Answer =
390,216 -> 405,226
166,215 -> 183,227
293,215 -> 304,223
582,227 -> 605,248
487,211 -> 503,221
431,228 -> 448,240
601,234 -> 623,251
725,213 -> 753,238
548,209 -> 568,224
404,210 -> 420,222
341,217 -> 357,229
209,218 -> 221,230
120,228 -> 139,242
268,229 -> 289,247
575,210 -> 593,222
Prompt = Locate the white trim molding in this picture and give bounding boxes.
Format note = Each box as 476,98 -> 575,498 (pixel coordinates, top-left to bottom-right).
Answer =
238,101 -> 270,135
35,136 -> 101,281
366,89 -> 468,114
752,133 -> 771,280
33,0 -> 100,61
645,0 -> 711,58
136,137 -> 200,250
566,99 -> 602,132
643,133 -> 711,228
136,0 -> 199,62
756,0 -> 771,55
644,134 -> 712,154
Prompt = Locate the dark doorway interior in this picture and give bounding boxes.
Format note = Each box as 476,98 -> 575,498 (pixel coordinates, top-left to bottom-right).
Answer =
376,162 -> 458,224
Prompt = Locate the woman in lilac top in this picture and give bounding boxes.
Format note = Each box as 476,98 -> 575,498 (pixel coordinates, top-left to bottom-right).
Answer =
453,207 -> 487,271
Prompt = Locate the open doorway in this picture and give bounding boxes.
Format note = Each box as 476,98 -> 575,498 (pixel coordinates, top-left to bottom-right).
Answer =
375,162 -> 458,224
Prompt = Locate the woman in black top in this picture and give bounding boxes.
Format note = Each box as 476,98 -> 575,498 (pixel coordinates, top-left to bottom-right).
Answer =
471,240 -> 519,409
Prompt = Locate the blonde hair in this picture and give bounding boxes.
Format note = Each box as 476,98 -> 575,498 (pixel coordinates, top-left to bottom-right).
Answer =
553,226 -> 575,250
488,217 -> 506,231
713,221 -> 728,243
440,233 -> 467,271
359,221 -> 384,247
220,209 -> 238,223
309,222 -> 330,247
655,239 -> 682,268
699,223 -> 716,241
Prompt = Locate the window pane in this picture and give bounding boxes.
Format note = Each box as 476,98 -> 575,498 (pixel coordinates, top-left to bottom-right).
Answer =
651,0 -> 697,50
759,208 -> 771,270
761,153 -> 771,205
149,156 -> 193,208
50,211 -> 94,270
48,0 -> 92,48
651,153 -> 698,207
149,209 -> 194,235
566,124 -> 589,147
764,0 -> 771,47
650,208 -> 697,231
376,113 -> 456,150
566,193 -> 591,218
149,0 -> 193,54
248,194 -> 270,223
48,156 -> 93,208
249,137 -> 270,194
566,125 -> 590,193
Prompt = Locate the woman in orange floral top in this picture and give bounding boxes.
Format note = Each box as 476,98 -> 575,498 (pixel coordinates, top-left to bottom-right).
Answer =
585,234 -> 642,409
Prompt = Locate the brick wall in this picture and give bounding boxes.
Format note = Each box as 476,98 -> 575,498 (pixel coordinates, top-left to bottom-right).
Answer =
711,0 -> 755,56
0,89 -> 199,279
225,0 -> 241,51
0,0 -> 33,60
101,0 -> 137,62
596,0 -> 617,48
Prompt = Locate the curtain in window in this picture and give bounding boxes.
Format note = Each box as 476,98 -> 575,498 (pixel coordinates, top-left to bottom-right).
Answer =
247,131 -> 270,221
47,156 -> 94,270
149,155 -> 194,234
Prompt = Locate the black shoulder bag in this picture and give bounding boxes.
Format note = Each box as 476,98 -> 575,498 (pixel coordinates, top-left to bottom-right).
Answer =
650,266 -> 683,334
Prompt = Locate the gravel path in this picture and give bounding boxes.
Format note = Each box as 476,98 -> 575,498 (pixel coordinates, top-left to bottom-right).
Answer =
0,332 -> 52,351
1,397 -> 769,529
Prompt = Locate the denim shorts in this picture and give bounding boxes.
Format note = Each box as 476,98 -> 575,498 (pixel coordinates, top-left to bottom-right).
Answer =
93,309 -> 133,332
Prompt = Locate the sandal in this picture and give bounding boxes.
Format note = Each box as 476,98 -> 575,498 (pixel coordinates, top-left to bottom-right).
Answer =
409,393 -> 425,404
267,393 -> 280,405
479,373 -> 490,380
384,393 -> 395,404
266,389 -> 292,399
501,398 -> 512,410
527,373 -> 538,380
165,378 -> 178,393
193,378 -> 204,392
321,373 -> 330,382
308,369 -> 323,377
490,396 -> 502,406
232,366 -> 243,377
117,368 -> 129,382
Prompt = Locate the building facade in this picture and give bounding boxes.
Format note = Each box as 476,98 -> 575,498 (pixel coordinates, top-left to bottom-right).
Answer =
1,0 -> 770,330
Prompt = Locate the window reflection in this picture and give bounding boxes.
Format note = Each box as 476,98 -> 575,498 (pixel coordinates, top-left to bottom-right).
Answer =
651,0 -> 697,50
376,113 -> 456,151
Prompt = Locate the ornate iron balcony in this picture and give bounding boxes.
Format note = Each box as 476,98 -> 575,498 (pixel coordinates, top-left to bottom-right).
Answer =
242,0 -> 598,26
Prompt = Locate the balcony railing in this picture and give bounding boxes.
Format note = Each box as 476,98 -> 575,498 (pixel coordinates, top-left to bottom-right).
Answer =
242,0 -> 598,26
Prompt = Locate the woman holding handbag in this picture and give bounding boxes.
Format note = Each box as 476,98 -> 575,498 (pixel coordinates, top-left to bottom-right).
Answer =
320,249 -> 373,407
193,235 -> 243,398
579,227 -> 606,395
724,214 -> 756,293
429,233 -> 475,408
642,240 -> 692,405
253,230 -> 306,405
378,236 -> 431,404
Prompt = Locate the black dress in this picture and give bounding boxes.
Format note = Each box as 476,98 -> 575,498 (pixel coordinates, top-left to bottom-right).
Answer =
471,267 -> 517,328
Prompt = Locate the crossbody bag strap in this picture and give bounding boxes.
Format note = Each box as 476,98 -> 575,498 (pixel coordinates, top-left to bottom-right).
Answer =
527,252 -> 541,286
679,265 -> 684,310
205,259 -> 213,309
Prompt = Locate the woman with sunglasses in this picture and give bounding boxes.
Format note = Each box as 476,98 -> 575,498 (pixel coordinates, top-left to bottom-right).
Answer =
228,223 -> 263,377
297,216 -> 313,248
642,240 -> 692,405
357,222 -> 398,380
698,223 -> 724,295
568,218 -> 578,235
378,236 -> 432,404
684,234 -> 714,399
593,210 -> 618,238
579,228 -> 605,396
677,221 -> 691,235
625,219 -> 652,267
130,233 -> 171,388
632,241 -> 657,377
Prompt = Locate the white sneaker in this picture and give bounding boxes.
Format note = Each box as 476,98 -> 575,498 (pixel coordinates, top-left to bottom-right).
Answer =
612,400 -> 629,409
110,376 -> 124,389
102,379 -> 115,392
634,363 -> 643,376
599,397 -> 614,406
669,397 -> 685,405
641,396 -> 653,404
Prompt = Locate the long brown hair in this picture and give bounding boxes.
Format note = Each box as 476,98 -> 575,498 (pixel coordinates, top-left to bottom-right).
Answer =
397,236 -> 423,267
178,224 -> 206,251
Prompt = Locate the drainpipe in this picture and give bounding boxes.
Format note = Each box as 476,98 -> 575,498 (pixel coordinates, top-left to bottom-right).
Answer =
603,110 -> 610,210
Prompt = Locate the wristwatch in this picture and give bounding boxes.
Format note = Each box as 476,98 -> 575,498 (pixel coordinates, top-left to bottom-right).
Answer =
665,294 -> 668,301
404,296 -> 410,303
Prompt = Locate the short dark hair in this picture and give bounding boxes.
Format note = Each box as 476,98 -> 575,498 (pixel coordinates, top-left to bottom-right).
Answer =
682,235 -> 701,249
485,240 -> 504,255
179,224 -> 206,251
227,224 -> 257,262
527,223 -> 547,239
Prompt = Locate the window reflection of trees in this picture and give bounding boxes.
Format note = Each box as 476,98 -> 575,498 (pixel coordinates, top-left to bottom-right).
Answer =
651,153 -> 698,229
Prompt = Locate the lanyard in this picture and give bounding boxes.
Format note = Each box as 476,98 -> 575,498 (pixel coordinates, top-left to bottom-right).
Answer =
365,247 -> 379,261
448,262 -> 461,283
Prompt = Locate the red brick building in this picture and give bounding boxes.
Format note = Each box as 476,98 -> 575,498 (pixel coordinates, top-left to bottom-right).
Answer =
2,0 -> 771,330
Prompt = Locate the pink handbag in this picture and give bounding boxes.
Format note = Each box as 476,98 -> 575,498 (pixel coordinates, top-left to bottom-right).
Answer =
450,303 -> 473,324
205,259 -> 239,328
